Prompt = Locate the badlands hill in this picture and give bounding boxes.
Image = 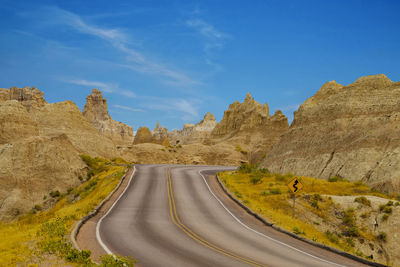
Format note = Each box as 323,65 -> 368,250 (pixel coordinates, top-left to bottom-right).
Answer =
83,89 -> 134,148
261,74 -> 400,193
210,93 -> 289,162
0,87 -> 126,220
168,112 -> 217,145
122,94 -> 289,165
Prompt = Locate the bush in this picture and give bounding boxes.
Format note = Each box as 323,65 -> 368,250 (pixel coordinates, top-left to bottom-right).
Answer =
342,208 -> 356,227
325,230 -> 339,244
344,227 -> 359,237
250,174 -> 262,184
293,227 -> 301,234
345,237 -> 355,247
99,254 -> 136,267
354,196 -> 371,207
328,176 -> 346,182
238,163 -> 256,173
49,190 -> 61,198
269,188 -> 282,195
33,204 -> 42,211
382,214 -> 389,221
377,232 -> 387,242
382,206 -> 392,214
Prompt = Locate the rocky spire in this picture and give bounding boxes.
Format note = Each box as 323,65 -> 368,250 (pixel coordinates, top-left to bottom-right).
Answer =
244,92 -> 252,102
83,89 -> 134,147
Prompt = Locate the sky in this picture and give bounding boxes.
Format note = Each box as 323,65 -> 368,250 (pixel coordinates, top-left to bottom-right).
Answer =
1,0 -> 399,130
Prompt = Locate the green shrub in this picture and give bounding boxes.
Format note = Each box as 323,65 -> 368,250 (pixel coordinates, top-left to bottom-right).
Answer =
344,227 -> 360,237
293,227 -> 301,234
342,208 -> 356,227
33,204 -> 42,211
354,196 -> 371,207
382,206 -> 392,214
377,232 -> 387,242
99,254 -> 136,267
49,190 -> 61,198
328,176 -> 346,182
345,237 -> 355,247
382,214 -> 389,221
250,174 -> 262,184
269,188 -> 282,195
386,200 -> 394,206
238,163 -> 256,173
325,230 -> 339,244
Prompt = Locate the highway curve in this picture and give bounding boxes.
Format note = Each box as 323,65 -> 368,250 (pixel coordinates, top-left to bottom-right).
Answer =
98,165 -> 368,267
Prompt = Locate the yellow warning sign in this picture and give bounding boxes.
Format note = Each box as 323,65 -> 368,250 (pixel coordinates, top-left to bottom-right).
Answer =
288,178 -> 303,194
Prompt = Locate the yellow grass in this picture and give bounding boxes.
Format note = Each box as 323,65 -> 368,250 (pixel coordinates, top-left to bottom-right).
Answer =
218,170 -> 385,253
0,157 -> 128,266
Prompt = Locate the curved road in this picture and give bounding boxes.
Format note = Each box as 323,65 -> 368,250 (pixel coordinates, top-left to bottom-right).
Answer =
98,165 -> 367,267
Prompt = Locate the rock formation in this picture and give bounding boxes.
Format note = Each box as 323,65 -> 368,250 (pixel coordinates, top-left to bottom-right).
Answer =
168,112 -> 217,145
261,74 -> 400,192
133,126 -> 153,144
83,89 -> 134,147
151,121 -> 170,146
0,86 -> 47,112
133,122 -> 170,146
0,100 -> 85,221
0,87 -> 119,220
34,100 -> 118,158
210,93 -> 289,162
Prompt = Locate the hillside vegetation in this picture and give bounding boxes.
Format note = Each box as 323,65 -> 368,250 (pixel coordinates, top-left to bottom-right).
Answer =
0,155 -> 135,266
219,164 -> 400,266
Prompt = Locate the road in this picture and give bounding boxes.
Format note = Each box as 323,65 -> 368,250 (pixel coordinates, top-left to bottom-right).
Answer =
98,165 -> 368,267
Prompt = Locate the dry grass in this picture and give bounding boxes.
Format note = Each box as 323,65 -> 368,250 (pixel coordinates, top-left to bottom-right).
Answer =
0,156 -> 133,266
219,168 -> 388,254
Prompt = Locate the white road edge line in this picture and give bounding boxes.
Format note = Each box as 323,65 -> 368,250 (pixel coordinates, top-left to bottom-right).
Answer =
96,166 -> 136,255
198,170 -> 347,267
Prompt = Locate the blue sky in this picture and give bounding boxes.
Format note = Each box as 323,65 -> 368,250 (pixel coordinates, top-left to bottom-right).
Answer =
1,0 -> 399,130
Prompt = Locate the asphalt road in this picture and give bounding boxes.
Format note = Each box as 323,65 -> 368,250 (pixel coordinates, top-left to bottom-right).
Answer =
98,165 -> 368,267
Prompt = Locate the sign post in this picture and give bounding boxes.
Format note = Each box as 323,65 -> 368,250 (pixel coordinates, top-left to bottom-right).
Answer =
287,178 -> 303,219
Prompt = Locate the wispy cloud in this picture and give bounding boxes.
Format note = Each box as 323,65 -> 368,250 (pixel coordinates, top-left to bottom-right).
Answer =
186,18 -> 230,69
186,19 -> 229,40
26,6 -> 197,87
113,104 -> 144,112
65,79 -> 136,98
143,98 -> 200,121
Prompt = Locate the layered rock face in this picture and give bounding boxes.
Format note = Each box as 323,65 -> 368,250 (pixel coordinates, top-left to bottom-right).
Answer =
211,93 -> 289,162
133,122 -> 170,146
151,121 -> 170,146
83,89 -> 134,147
168,112 -> 217,145
0,100 -> 85,220
133,126 -> 153,144
0,86 -> 47,111
34,100 -> 118,158
0,87 -> 120,220
261,74 -> 400,192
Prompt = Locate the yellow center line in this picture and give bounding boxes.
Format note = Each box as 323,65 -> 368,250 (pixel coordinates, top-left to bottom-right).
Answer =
166,168 -> 266,267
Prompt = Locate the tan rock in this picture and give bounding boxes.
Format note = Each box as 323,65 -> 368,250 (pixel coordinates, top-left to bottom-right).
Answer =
261,74 -> 400,192
151,121 -> 170,145
211,93 -> 289,162
83,89 -> 134,147
133,126 -> 153,144
34,100 -> 118,158
168,112 -> 217,145
0,134 -> 85,221
121,142 -> 246,166
0,101 -> 39,144
0,87 -> 47,112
